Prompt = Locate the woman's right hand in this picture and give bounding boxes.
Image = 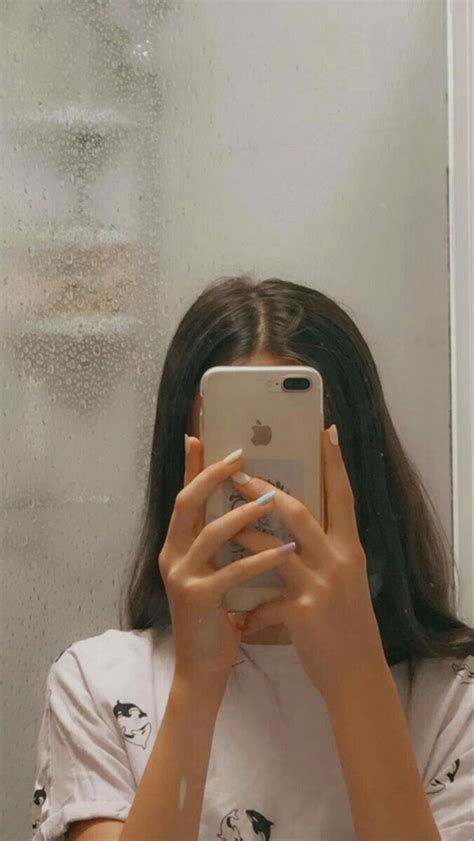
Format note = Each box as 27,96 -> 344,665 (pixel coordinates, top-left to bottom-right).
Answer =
158,435 -> 286,684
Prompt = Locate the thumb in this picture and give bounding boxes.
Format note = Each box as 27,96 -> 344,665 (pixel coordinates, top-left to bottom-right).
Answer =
243,599 -> 287,635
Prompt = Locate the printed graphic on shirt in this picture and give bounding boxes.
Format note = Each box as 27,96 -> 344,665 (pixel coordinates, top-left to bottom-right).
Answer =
110,702 -> 279,838
31,787 -> 47,831
452,660 -> 474,683
110,701 -> 279,838
217,807 -> 275,840
32,646 -> 78,829
426,758 -> 461,794
424,656 -> 473,799
113,700 -> 152,750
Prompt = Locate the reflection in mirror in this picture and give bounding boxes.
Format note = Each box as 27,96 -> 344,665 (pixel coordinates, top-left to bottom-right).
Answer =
26,274 -> 474,841
1,2 -> 472,841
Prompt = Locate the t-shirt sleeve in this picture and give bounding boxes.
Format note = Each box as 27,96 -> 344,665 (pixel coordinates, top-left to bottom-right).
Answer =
31,648 -> 136,841
423,655 -> 474,841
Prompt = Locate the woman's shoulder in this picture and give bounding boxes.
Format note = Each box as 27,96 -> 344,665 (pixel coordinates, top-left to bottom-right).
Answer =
391,652 -> 474,729
416,652 -> 473,686
54,628 -> 170,663
53,626 -> 152,657
49,626 -> 175,692
392,651 -> 474,688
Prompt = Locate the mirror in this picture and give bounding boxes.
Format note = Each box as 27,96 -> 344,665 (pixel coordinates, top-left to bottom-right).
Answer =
2,2 -> 472,841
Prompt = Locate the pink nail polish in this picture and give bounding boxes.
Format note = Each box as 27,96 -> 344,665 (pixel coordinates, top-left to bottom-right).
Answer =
276,541 -> 296,559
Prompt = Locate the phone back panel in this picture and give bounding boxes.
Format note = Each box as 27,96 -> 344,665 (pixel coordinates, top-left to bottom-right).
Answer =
199,366 -> 325,610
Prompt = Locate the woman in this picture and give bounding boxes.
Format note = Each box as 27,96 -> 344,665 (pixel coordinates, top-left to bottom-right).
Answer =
31,276 -> 473,841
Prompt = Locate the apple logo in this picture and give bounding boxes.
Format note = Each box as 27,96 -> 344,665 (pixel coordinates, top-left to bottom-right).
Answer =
251,419 -> 272,446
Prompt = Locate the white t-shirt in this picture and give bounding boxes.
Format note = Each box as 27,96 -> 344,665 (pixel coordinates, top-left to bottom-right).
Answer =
31,627 -> 474,841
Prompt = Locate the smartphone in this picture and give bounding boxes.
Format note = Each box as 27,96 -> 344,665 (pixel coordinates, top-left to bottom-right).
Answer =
200,365 -> 325,613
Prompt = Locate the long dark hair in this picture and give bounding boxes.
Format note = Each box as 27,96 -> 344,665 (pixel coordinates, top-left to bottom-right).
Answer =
119,275 -> 473,695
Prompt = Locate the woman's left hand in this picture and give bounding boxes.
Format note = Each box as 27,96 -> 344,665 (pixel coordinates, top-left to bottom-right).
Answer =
230,425 -> 386,698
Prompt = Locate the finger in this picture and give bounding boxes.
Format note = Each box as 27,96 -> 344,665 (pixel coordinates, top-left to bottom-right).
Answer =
186,494 -> 276,574
184,435 -> 205,534
322,426 -> 360,544
231,472 -> 325,557
167,442 -> 244,551
232,526 -> 306,589
183,434 -> 201,488
204,544 -> 290,602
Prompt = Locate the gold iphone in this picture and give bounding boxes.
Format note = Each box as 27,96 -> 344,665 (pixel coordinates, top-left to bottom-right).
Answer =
200,365 -> 325,613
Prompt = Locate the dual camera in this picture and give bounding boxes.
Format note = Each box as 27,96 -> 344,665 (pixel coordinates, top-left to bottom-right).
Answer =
266,377 -> 311,391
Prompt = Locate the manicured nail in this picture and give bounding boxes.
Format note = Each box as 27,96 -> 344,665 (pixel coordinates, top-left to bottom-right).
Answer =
276,541 -> 296,559
256,489 -> 276,506
223,448 -> 243,464
231,471 -> 251,484
329,424 -> 339,446
184,433 -> 191,454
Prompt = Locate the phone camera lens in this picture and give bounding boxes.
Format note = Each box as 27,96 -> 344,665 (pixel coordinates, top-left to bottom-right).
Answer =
282,377 -> 310,390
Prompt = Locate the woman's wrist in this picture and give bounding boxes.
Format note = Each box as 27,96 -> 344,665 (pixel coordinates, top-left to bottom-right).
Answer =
172,665 -> 230,710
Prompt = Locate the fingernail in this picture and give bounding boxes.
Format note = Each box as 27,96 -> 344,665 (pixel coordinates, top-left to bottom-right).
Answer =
256,489 -> 276,506
231,471 -> 251,484
276,541 -> 296,559
329,424 -> 339,446
184,433 -> 191,454
223,448 -> 243,463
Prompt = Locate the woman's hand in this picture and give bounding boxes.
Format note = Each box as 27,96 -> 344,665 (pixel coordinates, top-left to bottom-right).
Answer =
229,425 -> 386,698
158,436 -> 289,685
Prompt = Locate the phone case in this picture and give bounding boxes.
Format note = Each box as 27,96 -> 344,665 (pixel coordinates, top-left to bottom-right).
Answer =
200,365 -> 325,613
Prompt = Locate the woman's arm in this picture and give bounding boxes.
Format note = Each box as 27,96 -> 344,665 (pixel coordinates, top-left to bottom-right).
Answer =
120,669 -> 226,841
323,653 -> 442,841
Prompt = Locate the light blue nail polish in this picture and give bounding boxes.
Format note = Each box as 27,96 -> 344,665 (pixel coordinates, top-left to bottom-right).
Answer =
256,489 -> 276,506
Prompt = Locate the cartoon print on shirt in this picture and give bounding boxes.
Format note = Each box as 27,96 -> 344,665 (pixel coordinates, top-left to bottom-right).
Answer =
32,653 -> 71,829
31,786 -> 47,830
217,807 -> 275,841
113,700 -> 153,750
32,641 -> 75,826
426,758 -> 461,794
425,656 -> 472,798
452,660 -> 474,683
